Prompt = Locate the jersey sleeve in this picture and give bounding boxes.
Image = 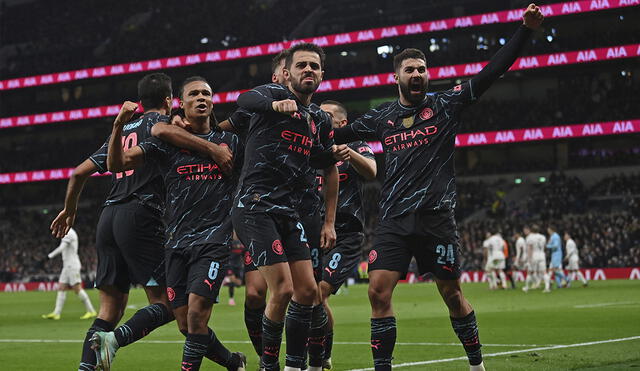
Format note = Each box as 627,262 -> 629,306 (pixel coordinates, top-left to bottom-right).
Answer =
334,104 -> 389,144
352,141 -> 375,159
138,137 -> 170,163
228,108 -> 252,136
237,83 -> 289,112
438,80 -> 476,111
89,138 -> 110,174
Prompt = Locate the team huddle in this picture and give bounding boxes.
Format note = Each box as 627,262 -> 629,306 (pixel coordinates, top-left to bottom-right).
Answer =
49,5 -> 544,371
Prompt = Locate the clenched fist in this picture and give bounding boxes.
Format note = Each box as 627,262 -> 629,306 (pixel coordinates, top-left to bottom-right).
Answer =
522,3 -> 544,30
114,101 -> 139,126
272,99 -> 298,115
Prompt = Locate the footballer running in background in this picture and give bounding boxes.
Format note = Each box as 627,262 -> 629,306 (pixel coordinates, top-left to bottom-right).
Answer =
41,227 -> 96,321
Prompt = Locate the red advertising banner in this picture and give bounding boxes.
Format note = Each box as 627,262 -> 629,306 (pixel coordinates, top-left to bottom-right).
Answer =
457,267 -> 640,283
2,267 -> 638,291
1,43 -> 638,130
1,0 -> 636,91
0,119 -> 637,184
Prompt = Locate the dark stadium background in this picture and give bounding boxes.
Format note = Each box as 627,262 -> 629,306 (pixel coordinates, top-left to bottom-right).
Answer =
0,0 -> 638,284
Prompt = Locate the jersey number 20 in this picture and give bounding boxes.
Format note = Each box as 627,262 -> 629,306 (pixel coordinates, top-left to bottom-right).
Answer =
116,133 -> 137,179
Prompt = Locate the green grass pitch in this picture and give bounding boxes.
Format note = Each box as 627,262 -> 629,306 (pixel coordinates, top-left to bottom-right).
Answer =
1,280 -> 639,370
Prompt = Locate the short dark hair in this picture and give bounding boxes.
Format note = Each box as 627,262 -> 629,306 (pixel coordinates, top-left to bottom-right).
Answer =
179,76 -> 210,99
548,225 -> 556,232
137,73 -> 172,110
321,100 -> 347,119
393,48 -> 427,72
271,49 -> 290,73
285,42 -> 325,70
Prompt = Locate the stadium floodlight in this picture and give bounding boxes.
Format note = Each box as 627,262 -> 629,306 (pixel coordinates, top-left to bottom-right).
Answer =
547,35 -> 554,42
499,38 -> 506,45
340,51 -> 348,57
200,37 -> 209,44
539,176 -> 547,183
377,45 -> 393,58
515,178 -> 523,184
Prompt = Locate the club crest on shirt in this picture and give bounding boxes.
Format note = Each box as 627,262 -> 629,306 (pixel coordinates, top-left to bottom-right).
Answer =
419,108 -> 434,120
310,119 -> 317,135
402,116 -> 415,128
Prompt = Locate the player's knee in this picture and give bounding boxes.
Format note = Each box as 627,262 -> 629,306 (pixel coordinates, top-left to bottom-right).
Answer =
271,284 -> 294,304
442,289 -> 464,311
186,308 -> 209,332
368,284 -> 391,310
246,285 -> 267,308
294,283 -> 317,304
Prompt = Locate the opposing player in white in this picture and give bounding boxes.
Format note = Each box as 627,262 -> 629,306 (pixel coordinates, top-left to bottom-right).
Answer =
513,232 -> 527,275
42,228 -> 96,320
482,232 -> 508,290
522,225 -> 550,293
564,232 -> 588,287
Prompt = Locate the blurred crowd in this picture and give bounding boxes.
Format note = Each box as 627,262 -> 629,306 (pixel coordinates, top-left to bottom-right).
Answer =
0,171 -> 638,282
0,207 -> 99,282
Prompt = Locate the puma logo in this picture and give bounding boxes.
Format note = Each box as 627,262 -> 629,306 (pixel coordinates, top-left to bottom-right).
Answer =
442,266 -> 453,272
325,267 -> 335,277
371,340 -> 381,350
204,279 -> 214,291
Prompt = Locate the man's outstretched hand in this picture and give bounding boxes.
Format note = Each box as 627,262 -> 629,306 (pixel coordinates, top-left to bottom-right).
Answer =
523,3 -> 544,30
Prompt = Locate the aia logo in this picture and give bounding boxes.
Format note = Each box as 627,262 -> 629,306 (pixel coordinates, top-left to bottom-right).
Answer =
453,84 -> 462,92
167,287 -> 175,302
419,108 -> 433,120
336,161 -> 344,167
272,239 -> 284,255
368,249 -> 378,264
329,130 -> 334,139
310,120 -> 317,135
244,251 -> 253,266
292,112 -> 302,120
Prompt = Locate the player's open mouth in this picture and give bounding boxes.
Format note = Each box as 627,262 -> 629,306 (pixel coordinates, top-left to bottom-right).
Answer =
410,80 -> 423,93
195,104 -> 207,113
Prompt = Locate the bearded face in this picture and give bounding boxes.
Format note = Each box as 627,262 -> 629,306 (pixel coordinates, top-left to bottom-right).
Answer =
396,58 -> 429,106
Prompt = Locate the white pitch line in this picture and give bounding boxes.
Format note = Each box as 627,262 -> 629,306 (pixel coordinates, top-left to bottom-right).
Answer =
573,301 -> 638,308
0,339 -> 553,347
346,335 -> 640,371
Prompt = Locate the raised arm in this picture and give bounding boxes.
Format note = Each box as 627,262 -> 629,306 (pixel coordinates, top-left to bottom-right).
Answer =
50,159 -> 97,238
237,84 -> 297,115
107,102 -> 145,172
470,4 -> 543,98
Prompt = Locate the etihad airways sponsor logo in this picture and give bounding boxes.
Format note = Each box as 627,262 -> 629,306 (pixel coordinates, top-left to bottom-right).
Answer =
281,130 -> 313,155
176,163 -> 223,180
384,126 -> 438,151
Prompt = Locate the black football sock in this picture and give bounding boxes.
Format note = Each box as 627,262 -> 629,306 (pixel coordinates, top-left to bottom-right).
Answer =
244,304 -> 265,357
370,317 -> 396,371
308,304 -> 328,367
451,311 -> 483,366
78,318 -> 114,371
113,303 -> 172,347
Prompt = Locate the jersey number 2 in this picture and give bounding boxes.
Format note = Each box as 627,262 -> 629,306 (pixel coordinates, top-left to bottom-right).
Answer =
115,133 -> 138,179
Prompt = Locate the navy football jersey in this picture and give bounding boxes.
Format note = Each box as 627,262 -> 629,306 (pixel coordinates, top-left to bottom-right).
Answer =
233,84 -> 335,217
325,141 -> 374,232
90,112 -> 168,214
139,130 -> 242,249
335,81 -> 476,220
